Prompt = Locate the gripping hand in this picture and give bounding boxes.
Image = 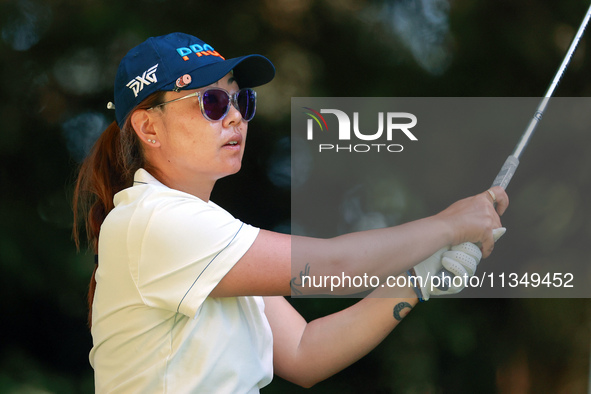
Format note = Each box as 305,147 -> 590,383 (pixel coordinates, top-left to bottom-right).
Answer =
408,228 -> 505,301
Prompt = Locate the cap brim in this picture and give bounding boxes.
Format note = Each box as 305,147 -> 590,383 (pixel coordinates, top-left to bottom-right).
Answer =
161,54 -> 275,91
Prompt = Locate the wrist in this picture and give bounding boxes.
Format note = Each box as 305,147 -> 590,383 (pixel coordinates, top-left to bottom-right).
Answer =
428,214 -> 457,247
406,268 -> 426,302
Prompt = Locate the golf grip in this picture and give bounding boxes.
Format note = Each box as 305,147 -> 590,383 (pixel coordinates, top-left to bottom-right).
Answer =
434,156 -> 518,290
490,155 -> 520,189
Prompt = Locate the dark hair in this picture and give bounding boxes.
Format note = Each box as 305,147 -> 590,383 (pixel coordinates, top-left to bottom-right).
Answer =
73,91 -> 166,327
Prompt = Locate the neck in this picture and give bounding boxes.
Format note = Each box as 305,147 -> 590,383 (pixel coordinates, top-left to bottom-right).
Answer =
149,167 -> 216,202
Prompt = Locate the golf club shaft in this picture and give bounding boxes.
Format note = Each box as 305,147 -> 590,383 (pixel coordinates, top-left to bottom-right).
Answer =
492,2 -> 591,189
435,3 -> 591,292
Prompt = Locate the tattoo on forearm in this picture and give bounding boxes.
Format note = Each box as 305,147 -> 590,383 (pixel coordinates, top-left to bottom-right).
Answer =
393,302 -> 413,321
290,263 -> 311,296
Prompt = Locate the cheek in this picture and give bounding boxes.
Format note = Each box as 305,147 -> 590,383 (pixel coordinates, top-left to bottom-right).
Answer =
164,115 -> 207,144
159,107 -> 227,154
179,124 -> 223,158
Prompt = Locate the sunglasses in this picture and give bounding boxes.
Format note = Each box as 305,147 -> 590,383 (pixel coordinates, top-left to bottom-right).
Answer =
149,88 -> 257,122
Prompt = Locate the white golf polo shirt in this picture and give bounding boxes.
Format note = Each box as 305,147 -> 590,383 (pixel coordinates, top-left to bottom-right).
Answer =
90,169 -> 273,393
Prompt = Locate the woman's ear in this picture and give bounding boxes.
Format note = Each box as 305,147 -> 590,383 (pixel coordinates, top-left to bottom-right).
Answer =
130,109 -> 160,147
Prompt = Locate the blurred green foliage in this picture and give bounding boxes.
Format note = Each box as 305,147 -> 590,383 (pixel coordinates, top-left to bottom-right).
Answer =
0,0 -> 590,393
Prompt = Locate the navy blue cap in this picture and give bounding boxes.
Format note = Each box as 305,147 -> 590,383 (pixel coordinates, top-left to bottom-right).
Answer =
113,32 -> 275,126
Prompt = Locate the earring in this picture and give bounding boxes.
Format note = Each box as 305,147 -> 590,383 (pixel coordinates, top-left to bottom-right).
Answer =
147,139 -> 156,144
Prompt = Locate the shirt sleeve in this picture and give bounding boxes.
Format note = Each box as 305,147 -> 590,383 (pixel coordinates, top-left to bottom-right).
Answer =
131,196 -> 260,317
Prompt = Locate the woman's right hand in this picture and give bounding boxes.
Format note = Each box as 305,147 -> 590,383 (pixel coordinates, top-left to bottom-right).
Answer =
434,186 -> 509,258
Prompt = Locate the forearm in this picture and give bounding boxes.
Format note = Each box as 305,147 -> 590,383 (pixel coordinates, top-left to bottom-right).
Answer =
292,215 -> 453,293
298,295 -> 418,385
268,286 -> 418,387
335,215 -> 453,275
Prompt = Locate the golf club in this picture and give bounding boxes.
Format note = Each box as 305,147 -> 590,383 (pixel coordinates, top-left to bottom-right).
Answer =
435,2 -> 591,291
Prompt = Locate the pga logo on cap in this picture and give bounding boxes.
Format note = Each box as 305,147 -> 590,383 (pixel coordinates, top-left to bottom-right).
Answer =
176,43 -> 225,61
303,107 -> 418,153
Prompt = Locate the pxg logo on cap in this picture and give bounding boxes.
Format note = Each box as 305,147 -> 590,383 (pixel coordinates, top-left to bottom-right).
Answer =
126,64 -> 159,98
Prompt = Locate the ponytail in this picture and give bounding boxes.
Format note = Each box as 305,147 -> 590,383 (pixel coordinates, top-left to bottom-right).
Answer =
73,91 -> 165,328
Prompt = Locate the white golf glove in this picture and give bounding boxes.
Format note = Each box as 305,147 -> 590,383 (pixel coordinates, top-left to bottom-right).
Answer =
408,227 -> 506,301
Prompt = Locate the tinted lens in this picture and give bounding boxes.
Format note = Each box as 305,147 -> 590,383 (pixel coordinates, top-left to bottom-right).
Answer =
236,89 -> 256,121
202,89 -> 230,120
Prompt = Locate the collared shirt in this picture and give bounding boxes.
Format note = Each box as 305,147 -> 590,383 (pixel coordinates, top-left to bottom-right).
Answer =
90,169 -> 273,393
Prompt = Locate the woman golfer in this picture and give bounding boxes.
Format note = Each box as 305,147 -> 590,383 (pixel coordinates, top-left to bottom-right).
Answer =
73,32 -> 508,393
